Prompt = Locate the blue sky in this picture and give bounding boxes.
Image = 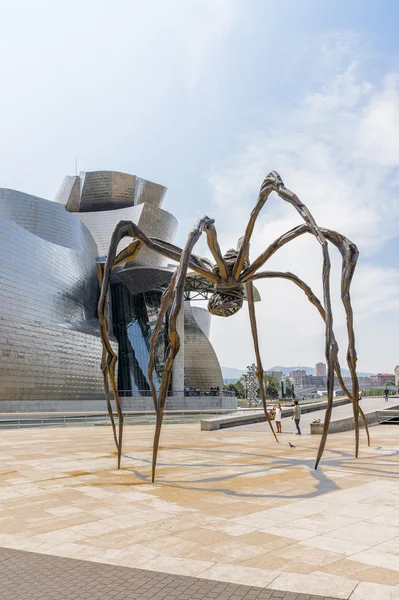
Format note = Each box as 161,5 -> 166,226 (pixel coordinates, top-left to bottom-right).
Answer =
2,0 -> 399,372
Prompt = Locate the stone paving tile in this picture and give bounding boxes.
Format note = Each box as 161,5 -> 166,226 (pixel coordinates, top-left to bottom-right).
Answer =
1,421 -> 398,597
0,546 -> 340,600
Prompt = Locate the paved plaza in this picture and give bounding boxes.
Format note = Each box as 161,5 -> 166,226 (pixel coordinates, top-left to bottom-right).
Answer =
1,414 -> 399,599
0,546 -> 338,599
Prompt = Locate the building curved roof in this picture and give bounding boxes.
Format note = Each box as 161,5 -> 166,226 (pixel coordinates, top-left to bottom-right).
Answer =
55,171 -> 166,212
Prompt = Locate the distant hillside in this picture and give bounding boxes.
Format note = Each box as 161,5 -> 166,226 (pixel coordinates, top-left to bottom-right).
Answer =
221,367 -> 246,380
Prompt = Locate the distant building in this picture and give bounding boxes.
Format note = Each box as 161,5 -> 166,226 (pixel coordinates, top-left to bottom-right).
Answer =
395,366 -> 399,387
370,373 -> 395,386
265,370 -> 283,385
289,370 -> 307,389
289,369 -> 325,392
315,362 -> 327,377
342,376 -> 371,388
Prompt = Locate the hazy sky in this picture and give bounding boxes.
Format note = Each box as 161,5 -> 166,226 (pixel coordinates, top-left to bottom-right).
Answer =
2,0 -> 399,373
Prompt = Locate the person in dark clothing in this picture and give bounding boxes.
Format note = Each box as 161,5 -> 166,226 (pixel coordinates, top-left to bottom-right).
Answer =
292,400 -> 301,435
384,386 -> 389,402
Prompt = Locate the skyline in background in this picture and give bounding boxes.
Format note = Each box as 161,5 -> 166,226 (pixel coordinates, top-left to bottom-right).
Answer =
2,0 -> 399,372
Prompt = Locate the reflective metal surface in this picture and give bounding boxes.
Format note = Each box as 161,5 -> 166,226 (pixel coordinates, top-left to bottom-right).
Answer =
0,170 -> 224,418
55,170 -> 167,212
0,189 -> 106,401
184,303 -> 223,391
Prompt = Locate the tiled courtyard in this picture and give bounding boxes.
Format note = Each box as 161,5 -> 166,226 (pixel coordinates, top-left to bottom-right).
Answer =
1,420 -> 398,599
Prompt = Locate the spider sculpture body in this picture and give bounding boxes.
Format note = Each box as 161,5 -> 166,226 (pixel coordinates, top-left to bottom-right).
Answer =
98,171 -> 370,483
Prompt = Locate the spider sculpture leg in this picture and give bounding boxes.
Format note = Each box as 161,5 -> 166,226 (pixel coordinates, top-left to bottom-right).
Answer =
149,216 -> 215,483
233,170 -> 362,464
203,222 -> 229,280
246,281 -> 279,443
96,263 -> 119,449
249,270 -> 370,464
274,180 -> 336,468
243,222 -> 365,460
99,219 -> 220,470
99,221 -> 205,467
147,270 -> 179,409
232,173 -> 338,465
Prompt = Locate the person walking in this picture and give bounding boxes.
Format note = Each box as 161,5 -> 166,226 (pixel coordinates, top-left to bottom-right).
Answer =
384,386 -> 389,402
292,400 -> 301,435
275,402 -> 282,434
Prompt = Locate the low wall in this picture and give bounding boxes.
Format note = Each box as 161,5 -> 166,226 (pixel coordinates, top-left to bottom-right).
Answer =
310,406 -> 399,434
0,395 -> 237,414
120,396 -> 237,411
201,397 -> 352,431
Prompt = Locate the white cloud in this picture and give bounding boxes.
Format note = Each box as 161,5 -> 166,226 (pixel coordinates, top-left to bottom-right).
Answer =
356,74 -> 399,166
207,33 -> 399,373
179,0 -> 238,91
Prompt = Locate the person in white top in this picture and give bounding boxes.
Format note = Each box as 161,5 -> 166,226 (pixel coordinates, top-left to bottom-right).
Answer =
275,402 -> 282,433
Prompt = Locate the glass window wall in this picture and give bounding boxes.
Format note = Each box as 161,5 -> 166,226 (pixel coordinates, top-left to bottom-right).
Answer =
110,283 -> 168,396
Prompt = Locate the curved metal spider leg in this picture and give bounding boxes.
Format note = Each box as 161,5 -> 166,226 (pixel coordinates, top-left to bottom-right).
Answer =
243,223 -> 365,452
259,177 -> 336,468
98,227 -> 147,468
150,216 -> 215,483
113,239 -> 143,268
235,171 -> 360,466
249,270 -> 370,447
232,173 -> 279,279
314,243 -> 336,469
98,220 -> 187,468
108,240 -> 145,453
246,281 -> 278,443
151,238 -> 218,282
270,178 -> 361,463
97,264 -> 119,450
147,270 -> 179,411
203,222 -> 229,280
241,224 -> 309,282
325,231 -> 361,455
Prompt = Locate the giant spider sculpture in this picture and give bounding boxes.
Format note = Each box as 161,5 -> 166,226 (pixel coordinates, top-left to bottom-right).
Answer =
98,171 -> 370,483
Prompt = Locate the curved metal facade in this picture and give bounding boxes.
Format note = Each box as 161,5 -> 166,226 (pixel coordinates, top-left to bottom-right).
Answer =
0,172 -> 179,405
55,170 -> 167,212
73,204 -> 177,266
184,303 -> 223,391
57,170 -> 177,267
0,171 -> 223,407
0,189 -> 105,402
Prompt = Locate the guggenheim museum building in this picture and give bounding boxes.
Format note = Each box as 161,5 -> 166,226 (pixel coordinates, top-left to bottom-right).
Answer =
0,170 -> 230,411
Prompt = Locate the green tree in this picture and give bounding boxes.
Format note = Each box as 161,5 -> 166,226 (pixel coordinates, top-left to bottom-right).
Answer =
263,374 -> 279,399
223,380 -> 245,399
285,379 -> 295,398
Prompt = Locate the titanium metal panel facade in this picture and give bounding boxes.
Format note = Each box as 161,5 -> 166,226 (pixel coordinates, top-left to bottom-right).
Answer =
55,171 -> 167,212
184,303 -> 223,391
73,203 -> 177,266
0,171 -> 223,407
0,189 -> 106,402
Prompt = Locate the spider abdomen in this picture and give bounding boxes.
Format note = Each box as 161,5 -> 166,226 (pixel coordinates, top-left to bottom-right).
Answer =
208,283 -> 245,317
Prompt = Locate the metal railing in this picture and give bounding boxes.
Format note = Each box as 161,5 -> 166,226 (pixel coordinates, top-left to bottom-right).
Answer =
0,389 -> 236,402
0,408 -> 244,430
119,389 -> 235,398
